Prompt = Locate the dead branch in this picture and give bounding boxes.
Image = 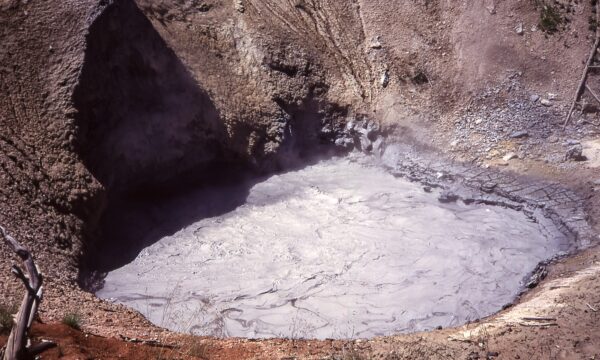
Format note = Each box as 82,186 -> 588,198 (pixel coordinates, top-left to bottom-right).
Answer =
1,225 -> 56,360
564,7 -> 600,128
520,316 -> 557,322
519,322 -> 558,327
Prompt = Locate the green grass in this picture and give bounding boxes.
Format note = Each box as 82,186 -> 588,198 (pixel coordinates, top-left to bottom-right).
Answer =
62,312 -> 83,330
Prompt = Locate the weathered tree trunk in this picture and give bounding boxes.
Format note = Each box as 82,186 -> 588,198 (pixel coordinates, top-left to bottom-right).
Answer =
563,3 -> 600,128
1,226 -> 55,360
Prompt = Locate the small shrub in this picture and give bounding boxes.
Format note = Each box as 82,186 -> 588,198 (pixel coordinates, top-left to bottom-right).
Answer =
539,5 -> 562,34
62,312 -> 82,330
0,305 -> 15,334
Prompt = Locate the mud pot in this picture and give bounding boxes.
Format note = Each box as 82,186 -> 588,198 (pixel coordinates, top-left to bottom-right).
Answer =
97,155 -> 572,339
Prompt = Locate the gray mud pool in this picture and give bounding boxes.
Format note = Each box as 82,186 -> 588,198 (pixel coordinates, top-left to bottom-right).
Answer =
97,157 -> 570,339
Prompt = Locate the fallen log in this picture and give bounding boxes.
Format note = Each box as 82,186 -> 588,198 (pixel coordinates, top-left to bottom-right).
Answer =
0,226 -> 56,360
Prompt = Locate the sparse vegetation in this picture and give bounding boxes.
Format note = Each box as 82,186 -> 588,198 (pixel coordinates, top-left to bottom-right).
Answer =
62,312 -> 83,330
539,5 -> 563,33
0,303 -> 16,334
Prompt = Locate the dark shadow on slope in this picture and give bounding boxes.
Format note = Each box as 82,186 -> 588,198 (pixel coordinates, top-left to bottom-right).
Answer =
72,0 -> 237,281
73,0 -> 228,193
84,150 -> 344,284
72,0 -> 351,288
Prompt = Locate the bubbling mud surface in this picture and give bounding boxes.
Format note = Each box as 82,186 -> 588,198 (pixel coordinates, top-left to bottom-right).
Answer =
98,157 -> 570,339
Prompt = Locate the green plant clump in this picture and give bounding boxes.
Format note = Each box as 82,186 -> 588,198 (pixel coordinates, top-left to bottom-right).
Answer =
539,5 -> 563,34
62,312 -> 82,330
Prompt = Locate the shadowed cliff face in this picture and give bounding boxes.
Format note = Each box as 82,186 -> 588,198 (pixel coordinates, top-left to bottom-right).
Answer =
73,0 -> 227,193
71,0 -> 359,279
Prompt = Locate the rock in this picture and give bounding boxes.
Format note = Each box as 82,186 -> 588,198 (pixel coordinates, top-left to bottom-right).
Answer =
467,352 -> 480,360
515,23 -> 524,35
503,152 -> 517,162
525,263 -> 548,288
438,191 -> 459,203
481,182 -> 497,193
380,69 -> 389,88
371,137 -> 385,155
565,139 -> 580,146
369,36 -> 382,49
529,94 -> 540,103
198,3 -> 212,11
540,99 -> 552,107
436,171 -> 450,180
509,130 -> 528,139
234,0 -> 245,13
334,137 -> 354,150
320,124 -> 333,135
565,145 -> 587,161
475,118 -> 483,125
345,120 -> 355,132
359,135 -> 372,152
547,93 -> 558,100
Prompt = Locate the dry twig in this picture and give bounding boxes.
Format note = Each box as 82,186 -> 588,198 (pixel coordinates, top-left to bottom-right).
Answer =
521,316 -> 557,322
1,226 -> 56,360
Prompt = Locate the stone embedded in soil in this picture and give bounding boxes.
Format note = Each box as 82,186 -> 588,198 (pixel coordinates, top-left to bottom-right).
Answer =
503,152 -> 518,162
437,191 -> 460,203
565,145 -> 586,161
515,23 -> 524,35
509,131 -> 529,139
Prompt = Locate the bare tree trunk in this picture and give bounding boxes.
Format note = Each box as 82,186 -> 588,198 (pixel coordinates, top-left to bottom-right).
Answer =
1,226 -> 55,360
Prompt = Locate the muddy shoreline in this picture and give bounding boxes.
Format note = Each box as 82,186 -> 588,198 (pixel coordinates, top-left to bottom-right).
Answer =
88,142 -> 591,341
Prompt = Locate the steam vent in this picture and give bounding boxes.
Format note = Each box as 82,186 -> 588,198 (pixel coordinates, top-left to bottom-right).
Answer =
1,0 -> 600,359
